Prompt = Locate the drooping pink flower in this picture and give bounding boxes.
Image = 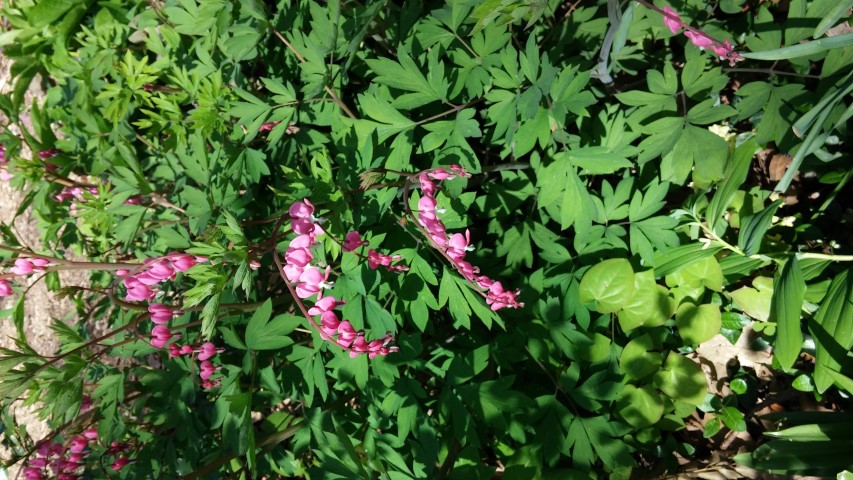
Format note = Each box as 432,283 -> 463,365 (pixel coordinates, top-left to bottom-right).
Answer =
150,325 -> 179,349
68,436 -> 88,454
81,428 -> 98,440
111,457 -> 130,471
12,258 -> 34,275
685,30 -> 714,49
663,6 -> 682,34
0,280 -> 13,297
148,303 -> 177,324
342,231 -> 368,252
197,342 -> 221,361
199,360 -> 217,380
295,266 -> 333,298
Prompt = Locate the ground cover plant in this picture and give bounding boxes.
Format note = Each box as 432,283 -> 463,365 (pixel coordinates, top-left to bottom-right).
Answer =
0,0 -> 852,478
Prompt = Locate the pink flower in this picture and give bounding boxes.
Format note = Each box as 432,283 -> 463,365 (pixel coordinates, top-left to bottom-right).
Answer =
68,436 -> 88,454
319,311 -> 342,337
30,258 -> 50,268
0,168 -> 12,182
342,231 -> 367,252
288,200 -> 315,219
12,258 -> 34,275
336,321 -> 358,347
295,266 -> 333,298
199,360 -> 217,380
446,230 -> 473,261
485,281 -> 524,311
111,457 -> 130,471
197,342 -> 220,361
663,6 -> 682,34
285,247 -> 312,267
125,283 -> 155,302
0,280 -> 13,297
685,30 -> 714,49
308,295 -> 345,315
428,169 -> 453,180
150,325 -> 179,348
419,173 -> 437,197
168,253 -> 197,272
23,467 -> 43,480
148,303 -> 177,324
710,39 -> 742,63
81,428 -> 98,440
38,149 -> 58,159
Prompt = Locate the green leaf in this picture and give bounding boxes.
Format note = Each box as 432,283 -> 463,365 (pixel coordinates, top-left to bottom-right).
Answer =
731,276 -> 774,322
738,200 -> 782,256
618,270 -> 674,331
666,256 -> 724,292
741,33 -> 853,60
620,334 -> 663,381
707,139 -> 755,236
811,269 -> 853,393
734,440 -> 853,473
676,303 -> 722,345
245,300 -> 297,350
653,243 -> 723,277
579,259 -> 635,313
654,352 -> 708,406
366,48 -> 448,108
771,257 -> 806,370
719,406 -> 747,432
616,384 -> 664,428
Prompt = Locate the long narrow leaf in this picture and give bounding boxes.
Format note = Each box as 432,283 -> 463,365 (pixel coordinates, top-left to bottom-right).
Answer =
810,269 -> 853,393
738,200 -> 782,255
740,33 -> 853,60
770,257 -> 805,370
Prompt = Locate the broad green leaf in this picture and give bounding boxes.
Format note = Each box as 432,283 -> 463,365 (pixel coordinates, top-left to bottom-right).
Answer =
618,270 -> 674,331
731,276 -> 775,322
676,303 -> 721,345
654,352 -> 708,406
666,256 -> 724,292
620,334 -> 663,380
734,440 -> 853,473
616,385 -> 664,428
771,257 -> 806,370
245,300 -> 298,350
579,259 -> 635,313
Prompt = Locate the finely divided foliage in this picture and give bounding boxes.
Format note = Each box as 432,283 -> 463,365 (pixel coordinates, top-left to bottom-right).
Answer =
0,0 -> 852,478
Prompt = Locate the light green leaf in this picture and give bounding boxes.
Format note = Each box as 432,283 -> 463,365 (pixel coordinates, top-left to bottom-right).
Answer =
616,385 -> 664,428
676,303 -> 722,345
654,352 -> 708,406
579,259 -> 635,313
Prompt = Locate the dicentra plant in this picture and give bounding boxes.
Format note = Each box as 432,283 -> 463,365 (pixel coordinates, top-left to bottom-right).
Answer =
0,0 -> 851,478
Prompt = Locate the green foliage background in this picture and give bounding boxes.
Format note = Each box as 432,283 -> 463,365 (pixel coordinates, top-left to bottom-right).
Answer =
0,0 -> 851,478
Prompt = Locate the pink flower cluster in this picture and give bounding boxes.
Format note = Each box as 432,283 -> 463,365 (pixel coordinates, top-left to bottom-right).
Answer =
309,294 -> 399,358
24,429 -> 105,480
662,5 -> 744,65
0,144 -> 11,181
119,252 -> 205,302
0,257 -> 53,298
416,166 -> 523,311
168,340 -> 224,389
54,187 -> 99,209
282,201 -> 399,358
